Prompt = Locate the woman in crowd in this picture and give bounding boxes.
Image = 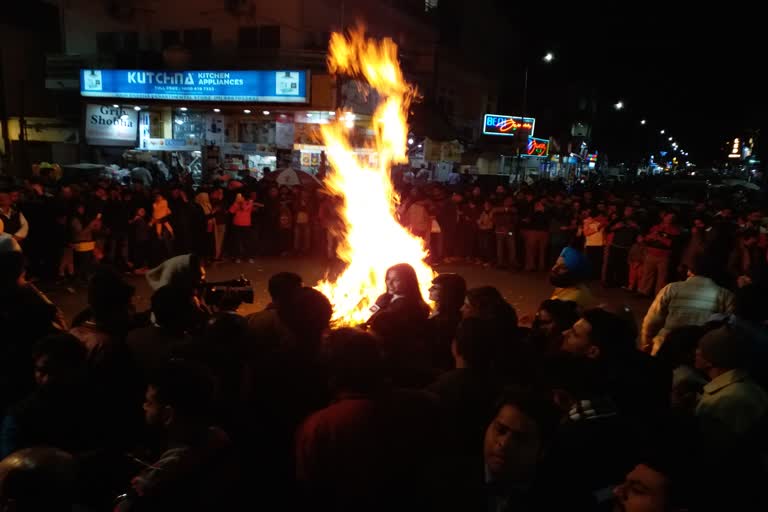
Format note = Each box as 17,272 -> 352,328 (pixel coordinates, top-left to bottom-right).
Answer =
193,192 -> 216,265
367,263 -> 431,385
210,188 -> 228,262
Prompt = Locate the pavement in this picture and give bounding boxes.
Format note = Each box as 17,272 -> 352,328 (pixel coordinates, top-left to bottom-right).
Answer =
43,256 -> 652,326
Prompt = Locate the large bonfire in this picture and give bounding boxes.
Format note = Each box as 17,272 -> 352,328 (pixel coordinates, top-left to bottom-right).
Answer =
315,26 -> 435,326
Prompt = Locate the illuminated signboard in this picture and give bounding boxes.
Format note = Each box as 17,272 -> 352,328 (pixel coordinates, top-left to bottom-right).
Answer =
728,138 -> 741,159
80,69 -> 309,103
587,153 -> 598,163
483,114 -> 536,137
525,137 -> 549,157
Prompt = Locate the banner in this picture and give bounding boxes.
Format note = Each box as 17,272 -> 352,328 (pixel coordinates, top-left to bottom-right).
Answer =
81,69 -> 309,103
85,104 -> 137,145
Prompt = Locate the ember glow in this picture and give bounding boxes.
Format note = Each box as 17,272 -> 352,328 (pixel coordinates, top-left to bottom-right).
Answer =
315,26 -> 435,325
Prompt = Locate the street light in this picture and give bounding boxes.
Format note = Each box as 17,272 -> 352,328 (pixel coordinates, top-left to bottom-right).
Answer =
614,101 -> 624,110
660,129 -> 665,134
640,119 -> 646,125
543,52 -> 555,63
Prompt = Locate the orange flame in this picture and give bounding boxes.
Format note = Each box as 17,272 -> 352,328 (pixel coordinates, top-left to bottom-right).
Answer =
315,25 -> 435,326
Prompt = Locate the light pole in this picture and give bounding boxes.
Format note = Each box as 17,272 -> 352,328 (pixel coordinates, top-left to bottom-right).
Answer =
517,52 -> 555,184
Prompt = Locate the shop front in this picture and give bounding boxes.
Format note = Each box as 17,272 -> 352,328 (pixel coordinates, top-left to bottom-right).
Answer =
79,68 -> 327,181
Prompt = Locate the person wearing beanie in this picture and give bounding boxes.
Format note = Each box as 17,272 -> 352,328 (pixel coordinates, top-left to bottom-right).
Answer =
695,325 -> 768,439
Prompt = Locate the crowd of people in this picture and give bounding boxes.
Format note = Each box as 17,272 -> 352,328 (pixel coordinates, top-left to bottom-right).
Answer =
2,169 -> 766,298
0,167 -> 767,511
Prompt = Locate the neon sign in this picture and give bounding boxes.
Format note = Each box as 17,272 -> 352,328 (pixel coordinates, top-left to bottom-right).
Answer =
483,114 -> 536,137
526,137 -> 549,157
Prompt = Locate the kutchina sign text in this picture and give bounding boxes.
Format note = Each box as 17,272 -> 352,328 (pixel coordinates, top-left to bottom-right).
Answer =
81,69 -> 309,103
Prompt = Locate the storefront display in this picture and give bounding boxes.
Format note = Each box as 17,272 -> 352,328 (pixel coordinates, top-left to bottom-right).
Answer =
219,143 -> 276,176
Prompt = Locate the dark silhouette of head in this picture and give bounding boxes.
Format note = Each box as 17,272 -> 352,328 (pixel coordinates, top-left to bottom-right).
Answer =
462,286 -> 518,328
31,333 -> 87,388
0,447 -> 76,512
280,287 -> 333,353
323,328 -> 383,394
655,325 -> 707,370
453,317 -> 496,370
534,299 -> 579,337
429,273 -> 467,313
151,285 -> 197,333
267,272 -> 303,307
88,268 -> 135,331
144,359 -> 216,433
695,325 -> 749,373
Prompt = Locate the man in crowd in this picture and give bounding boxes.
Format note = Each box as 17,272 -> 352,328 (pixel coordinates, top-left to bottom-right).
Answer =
296,328 -> 440,511
481,390 -> 592,511
640,212 -> 681,297
605,205 -> 640,287
695,325 -> 768,441
562,308 -> 671,422
641,255 -> 735,354
121,360 -> 235,511
0,190 -> 29,242
245,271 -> 303,350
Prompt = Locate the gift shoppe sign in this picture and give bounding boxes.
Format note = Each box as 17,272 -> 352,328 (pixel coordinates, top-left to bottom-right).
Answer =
81,69 -> 309,103
85,104 -> 138,145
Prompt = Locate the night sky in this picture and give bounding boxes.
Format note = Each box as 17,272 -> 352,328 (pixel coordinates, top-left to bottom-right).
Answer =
492,2 -> 764,165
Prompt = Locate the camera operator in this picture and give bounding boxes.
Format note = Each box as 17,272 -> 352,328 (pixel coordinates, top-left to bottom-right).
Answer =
145,254 -> 254,323
146,254 -> 212,332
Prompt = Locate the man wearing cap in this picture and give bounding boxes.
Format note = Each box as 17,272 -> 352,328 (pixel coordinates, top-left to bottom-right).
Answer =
695,325 -> 768,439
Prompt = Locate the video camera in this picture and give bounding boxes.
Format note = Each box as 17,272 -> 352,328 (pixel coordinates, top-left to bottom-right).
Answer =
202,275 -> 255,310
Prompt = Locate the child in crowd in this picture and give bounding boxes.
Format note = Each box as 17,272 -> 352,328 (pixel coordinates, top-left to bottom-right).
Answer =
151,193 -> 173,239
128,206 -> 150,274
625,234 -> 646,292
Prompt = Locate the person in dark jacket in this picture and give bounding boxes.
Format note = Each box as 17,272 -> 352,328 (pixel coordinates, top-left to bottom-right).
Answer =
427,318 -> 502,459
367,263 -> 431,386
0,238 -> 66,414
426,273 -> 467,370
1,334 -> 95,458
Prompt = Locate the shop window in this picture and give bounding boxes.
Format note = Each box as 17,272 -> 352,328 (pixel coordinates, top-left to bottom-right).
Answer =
238,27 -> 260,49
97,32 -> 139,54
96,32 -> 118,54
184,28 -> 212,50
259,26 -> 280,49
238,26 -> 280,49
162,30 -> 181,48
123,32 -> 139,52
